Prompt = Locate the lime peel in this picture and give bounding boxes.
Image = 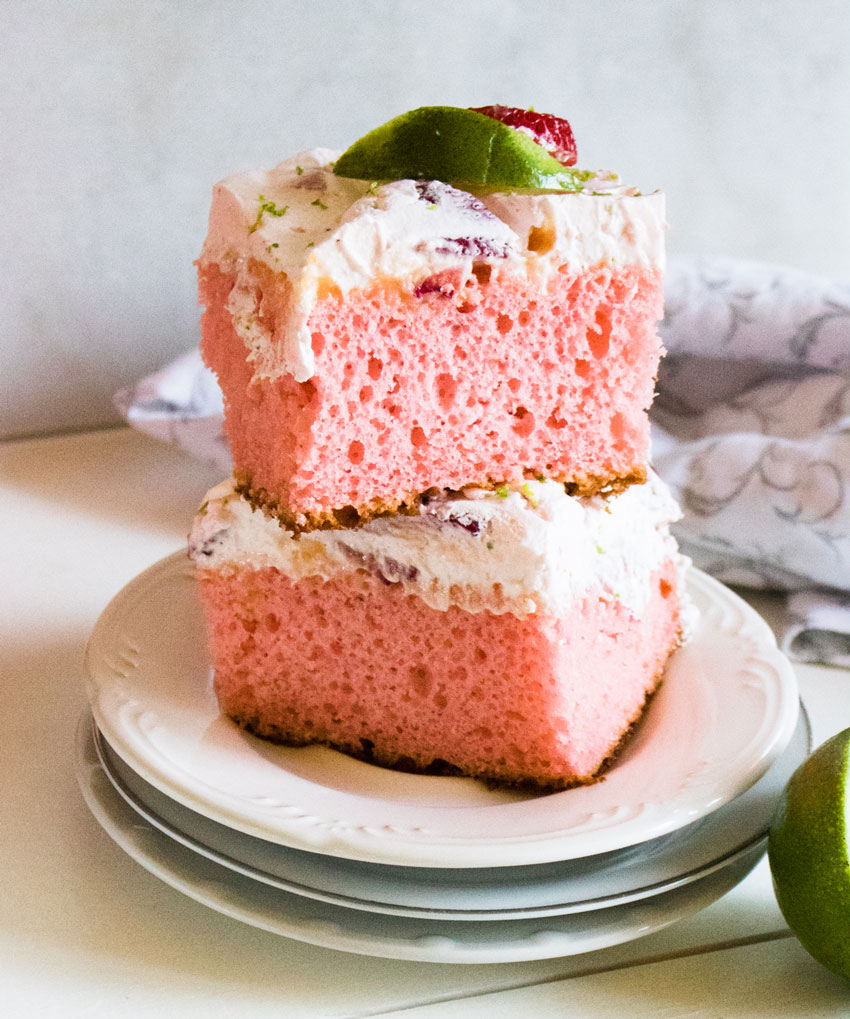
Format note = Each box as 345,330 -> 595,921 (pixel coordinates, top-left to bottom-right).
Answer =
333,106 -> 592,193
768,726 -> 850,979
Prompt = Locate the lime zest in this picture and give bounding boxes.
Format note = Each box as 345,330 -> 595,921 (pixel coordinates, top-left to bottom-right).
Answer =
520,482 -> 538,508
249,195 -> 288,234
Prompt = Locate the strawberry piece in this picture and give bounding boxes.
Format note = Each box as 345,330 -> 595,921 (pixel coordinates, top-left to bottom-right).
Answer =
470,105 -> 577,166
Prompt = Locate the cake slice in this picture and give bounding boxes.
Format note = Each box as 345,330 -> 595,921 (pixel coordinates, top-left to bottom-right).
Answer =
189,472 -> 686,789
197,114 -> 665,531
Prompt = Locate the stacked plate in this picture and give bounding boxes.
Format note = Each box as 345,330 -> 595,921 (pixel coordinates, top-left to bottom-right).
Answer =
78,551 -> 804,964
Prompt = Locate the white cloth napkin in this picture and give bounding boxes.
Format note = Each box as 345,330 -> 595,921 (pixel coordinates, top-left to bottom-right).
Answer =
114,255 -> 850,667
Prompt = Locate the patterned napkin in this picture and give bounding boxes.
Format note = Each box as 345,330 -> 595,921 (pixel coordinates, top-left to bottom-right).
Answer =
114,347 -> 229,471
654,256 -> 850,667
114,255 -> 850,667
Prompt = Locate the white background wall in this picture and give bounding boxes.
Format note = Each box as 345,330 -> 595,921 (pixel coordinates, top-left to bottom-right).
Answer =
2,0 -> 849,439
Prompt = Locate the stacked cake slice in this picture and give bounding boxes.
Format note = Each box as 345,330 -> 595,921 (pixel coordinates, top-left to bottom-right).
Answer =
189,106 -> 688,789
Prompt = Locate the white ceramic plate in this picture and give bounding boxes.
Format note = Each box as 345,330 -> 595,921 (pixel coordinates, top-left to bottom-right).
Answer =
91,706 -> 809,920
75,717 -> 767,964
85,552 -> 799,868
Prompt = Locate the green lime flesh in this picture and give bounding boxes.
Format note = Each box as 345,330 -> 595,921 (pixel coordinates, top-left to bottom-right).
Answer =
333,106 -> 591,192
768,726 -> 850,979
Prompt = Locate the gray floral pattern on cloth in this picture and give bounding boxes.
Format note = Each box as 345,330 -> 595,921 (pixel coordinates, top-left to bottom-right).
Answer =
654,256 -> 850,664
114,255 -> 850,666
114,348 -> 231,471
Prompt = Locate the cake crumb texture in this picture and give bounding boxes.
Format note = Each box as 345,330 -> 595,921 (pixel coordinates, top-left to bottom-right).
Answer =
200,261 -> 663,529
199,559 -> 681,789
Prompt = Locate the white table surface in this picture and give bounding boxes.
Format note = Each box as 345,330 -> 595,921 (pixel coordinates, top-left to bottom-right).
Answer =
2,427 -> 848,1018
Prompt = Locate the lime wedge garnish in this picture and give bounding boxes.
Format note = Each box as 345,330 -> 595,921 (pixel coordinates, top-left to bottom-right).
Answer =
333,106 -> 592,192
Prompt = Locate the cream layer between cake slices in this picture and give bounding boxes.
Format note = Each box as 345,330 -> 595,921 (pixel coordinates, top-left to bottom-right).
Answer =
197,150 -> 666,530
189,473 -> 688,789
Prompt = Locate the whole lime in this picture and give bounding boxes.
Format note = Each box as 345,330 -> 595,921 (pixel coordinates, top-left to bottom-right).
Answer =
768,726 -> 850,978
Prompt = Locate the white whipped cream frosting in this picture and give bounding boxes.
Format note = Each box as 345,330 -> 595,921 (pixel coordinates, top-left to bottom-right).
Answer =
199,149 -> 665,383
189,471 -> 685,620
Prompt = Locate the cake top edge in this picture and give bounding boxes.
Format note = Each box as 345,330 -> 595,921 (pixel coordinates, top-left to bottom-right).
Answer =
200,149 -> 665,282
198,148 -> 665,383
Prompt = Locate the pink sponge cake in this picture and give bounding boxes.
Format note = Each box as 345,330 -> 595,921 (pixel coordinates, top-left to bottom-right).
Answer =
198,113 -> 665,530
189,472 -> 686,789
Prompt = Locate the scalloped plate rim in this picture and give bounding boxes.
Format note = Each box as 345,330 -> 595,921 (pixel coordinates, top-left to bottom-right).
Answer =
84,551 -> 799,868
89,707 -> 809,920
74,717 -> 768,964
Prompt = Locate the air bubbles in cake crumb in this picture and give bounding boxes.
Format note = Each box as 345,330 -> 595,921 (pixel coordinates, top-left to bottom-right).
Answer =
347,440 -> 365,464
435,372 -> 457,410
610,412 -> 626,445
588,308 -> 612,358
409,665 -> 432,697
511,406 -> 535,438
497,314 -> 513,335
471,262 -> 491,285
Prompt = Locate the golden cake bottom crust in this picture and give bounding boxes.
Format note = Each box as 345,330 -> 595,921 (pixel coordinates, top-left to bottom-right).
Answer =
236,464 -> 649,534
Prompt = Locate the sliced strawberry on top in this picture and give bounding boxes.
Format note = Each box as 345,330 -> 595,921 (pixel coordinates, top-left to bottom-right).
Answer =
470,105 -> 577,166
